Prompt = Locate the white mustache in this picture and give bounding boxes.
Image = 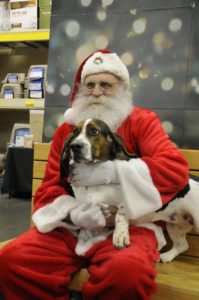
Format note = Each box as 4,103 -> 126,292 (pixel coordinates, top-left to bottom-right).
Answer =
67,87 -> 133,132
74,94 -> 113,108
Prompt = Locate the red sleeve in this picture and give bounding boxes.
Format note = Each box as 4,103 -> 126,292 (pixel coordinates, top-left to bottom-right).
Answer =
131,108 -> 189,205
33,123 -> 73,211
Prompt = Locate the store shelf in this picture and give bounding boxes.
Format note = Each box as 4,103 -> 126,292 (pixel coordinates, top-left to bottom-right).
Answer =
0,30 -> 50,43
0,98 -> 45,110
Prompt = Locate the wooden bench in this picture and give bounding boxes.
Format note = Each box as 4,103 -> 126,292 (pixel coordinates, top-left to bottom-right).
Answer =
1,144 -> 199,298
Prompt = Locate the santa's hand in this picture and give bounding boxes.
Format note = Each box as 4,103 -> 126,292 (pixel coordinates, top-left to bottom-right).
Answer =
70,161 -> 119,187
101,204 -> 117,227
70,201 -> 106,230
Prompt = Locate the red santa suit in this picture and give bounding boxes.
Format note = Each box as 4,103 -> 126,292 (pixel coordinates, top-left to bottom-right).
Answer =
0,50 -> 189,300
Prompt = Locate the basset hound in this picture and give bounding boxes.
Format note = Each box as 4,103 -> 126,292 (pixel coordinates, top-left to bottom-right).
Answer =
138,178 -> 199,262
60,118 -> 136,255
60,118 -> 199,261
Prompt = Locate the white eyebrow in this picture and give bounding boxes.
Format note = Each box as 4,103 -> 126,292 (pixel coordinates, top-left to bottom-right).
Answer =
78,119 -> 92,138
73,119 -> 93,161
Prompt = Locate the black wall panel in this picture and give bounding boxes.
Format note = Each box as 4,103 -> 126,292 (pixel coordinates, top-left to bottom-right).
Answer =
44,0 -> 199,149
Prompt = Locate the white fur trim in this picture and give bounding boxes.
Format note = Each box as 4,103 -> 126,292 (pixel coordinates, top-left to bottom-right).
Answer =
32,195 -> 79,233
115,158 -> 162,219
81,52 -> 130,87
64,107 -> 75,125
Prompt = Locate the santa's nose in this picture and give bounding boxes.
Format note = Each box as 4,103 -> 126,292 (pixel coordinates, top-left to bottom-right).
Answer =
92,84 -> 104,96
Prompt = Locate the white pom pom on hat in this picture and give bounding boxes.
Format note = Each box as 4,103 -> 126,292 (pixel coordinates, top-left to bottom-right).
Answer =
81,51 -> 130,87
64,107 -> 75,125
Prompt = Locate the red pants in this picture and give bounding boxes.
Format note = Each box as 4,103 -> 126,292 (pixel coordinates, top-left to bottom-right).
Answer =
0,226 -> 159,300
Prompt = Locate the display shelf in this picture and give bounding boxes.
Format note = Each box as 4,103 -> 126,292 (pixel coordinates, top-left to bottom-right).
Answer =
0,98 -> 45,110
0,30 -> 50,43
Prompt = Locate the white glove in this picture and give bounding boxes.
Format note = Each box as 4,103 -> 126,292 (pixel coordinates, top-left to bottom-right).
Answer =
70,201 -> 106,230
70,161 -> 119,187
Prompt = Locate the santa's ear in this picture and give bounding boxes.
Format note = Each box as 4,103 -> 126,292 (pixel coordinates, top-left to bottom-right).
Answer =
60,132 -> 77,180
109,133 -> 136,160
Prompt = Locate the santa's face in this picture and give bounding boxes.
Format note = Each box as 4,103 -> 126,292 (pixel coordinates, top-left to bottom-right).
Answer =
82,72 -> 122,97
65,72 -> 133,132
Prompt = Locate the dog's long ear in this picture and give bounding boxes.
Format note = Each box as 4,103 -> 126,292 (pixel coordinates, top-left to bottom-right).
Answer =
60,131 -> 77,180
109,133 -> 137,160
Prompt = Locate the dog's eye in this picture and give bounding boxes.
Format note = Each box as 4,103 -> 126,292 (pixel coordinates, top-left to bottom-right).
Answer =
88,127 -> 99,136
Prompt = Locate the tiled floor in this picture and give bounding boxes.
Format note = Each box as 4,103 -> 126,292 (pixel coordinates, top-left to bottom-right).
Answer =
0,193 -> 31,242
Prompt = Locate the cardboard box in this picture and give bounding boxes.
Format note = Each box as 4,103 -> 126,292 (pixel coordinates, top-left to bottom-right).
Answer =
10,0 -> 38,31
39,0 -> 52,7
29,110 -> 44,143
39,6 -> 51,29
0,1 -> 10,31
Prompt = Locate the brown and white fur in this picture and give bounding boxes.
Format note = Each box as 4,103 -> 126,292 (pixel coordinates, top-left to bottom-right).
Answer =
60,118 -> 136,254
136,180 -> 199,263
61,118 -> 199,261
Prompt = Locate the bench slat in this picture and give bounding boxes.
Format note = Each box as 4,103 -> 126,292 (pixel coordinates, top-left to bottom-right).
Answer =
184,235 -> 199,257
152,256 -> 199,300
32,179 -> 42,196
68,269 -> 89,291
190,171 -> 199,177
0,239 -> 15,248
34,143 -> 50,161
180,149 -> 199,170
33,161 -> 47,178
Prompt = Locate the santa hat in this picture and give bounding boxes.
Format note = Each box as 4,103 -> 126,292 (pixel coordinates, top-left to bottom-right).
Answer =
69,49 -> 130,105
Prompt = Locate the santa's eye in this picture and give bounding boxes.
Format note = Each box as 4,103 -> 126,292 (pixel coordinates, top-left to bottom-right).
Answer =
100,81 -> 113,89
85,82 -> 95,89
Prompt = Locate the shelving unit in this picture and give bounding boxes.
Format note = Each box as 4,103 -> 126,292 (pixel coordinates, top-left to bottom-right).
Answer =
0,30 -> 50,43
0,98 -> 45,110
0,30 -> 49,110
0,29 -> 50,151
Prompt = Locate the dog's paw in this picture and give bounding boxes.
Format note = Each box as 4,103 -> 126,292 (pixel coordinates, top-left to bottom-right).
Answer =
160,251 -> 175,263
113,229 -> 130,249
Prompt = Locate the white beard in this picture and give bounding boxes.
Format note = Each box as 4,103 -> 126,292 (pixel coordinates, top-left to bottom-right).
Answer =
64,87 -> 133,132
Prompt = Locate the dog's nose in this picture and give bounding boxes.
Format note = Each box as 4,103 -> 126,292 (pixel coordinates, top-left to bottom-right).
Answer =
70,142 -> 84,153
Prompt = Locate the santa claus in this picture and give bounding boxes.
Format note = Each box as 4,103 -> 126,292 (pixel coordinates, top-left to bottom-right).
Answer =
0,49 -> 189,300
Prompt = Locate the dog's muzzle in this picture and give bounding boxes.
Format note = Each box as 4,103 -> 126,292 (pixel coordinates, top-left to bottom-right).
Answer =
70,142 -> 84,153
70,141 -> 90,163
